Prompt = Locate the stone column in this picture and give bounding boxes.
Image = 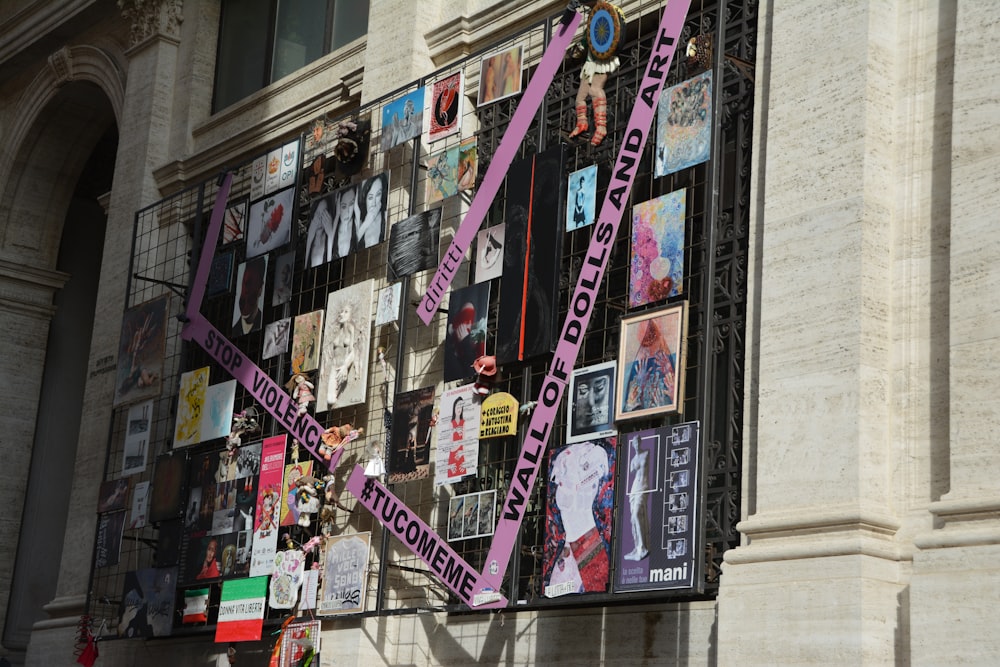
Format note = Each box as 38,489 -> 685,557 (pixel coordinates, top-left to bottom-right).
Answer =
716,1 -> 933,663
25,2 -> 183,665
910,2 -> 1000,664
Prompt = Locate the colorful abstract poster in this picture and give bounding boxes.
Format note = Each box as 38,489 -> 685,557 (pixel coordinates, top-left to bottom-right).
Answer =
387,386 -> 436,484
543,437 -> 616,597
222,198 -> 247,245
386,207 -> 441,281
318,532 -> 370,615
201,379 -> 236,442
215,576 -> 267,642
271,250 -> 294,306
629,189 -> 685,307
446,490 -> 496,541
443,282 -> 489,382
117,566 -> 177,638
279,460 -> 313,527
113,294 -> 168,407
496,146 -> 565,364
129,480 -> 150,529
148,452 -> 185,523
474,224 -> 504,283
566,164 -> 597,231
316,279 -> 374,411
380,87 -> 425,151
269,549 -> 306,610
435,384 -> 480,485
425,144 -> 460,204
292,309 -> 323,372
654,70 -> 712,178
232,255 -> 268,336
250,435 -> 285,577
457,136 -> 478,191
247,186 -> 294,258
173,366 -> 209,448
279,620 -> 321,666
263,317 -> 291,360
566,361 -> 617,444
428,72 -> 463,141
374,283 -> 401,327
478,45 -> 523,105
207,250 -> 233,297
614,422 -> 700,592
95,510 -> 126,568
121,399 -> 153,476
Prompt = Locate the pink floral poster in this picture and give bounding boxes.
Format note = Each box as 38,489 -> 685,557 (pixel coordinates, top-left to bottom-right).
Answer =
629,189 -> 685,308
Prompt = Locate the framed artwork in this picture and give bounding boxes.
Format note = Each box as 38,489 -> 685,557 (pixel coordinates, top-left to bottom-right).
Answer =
380,87 -> 425,151
543,437 -> 616,597
232,256 -> 268,336
279,620 -> 321,666
566,164 -> 597,231
374,283 -> 401,327
201,379 -> 237,442
457,136 -> 478,191
613,421 -> 700,593
629,189 -> 685,307
173,366 -> 209,447
246,186 -> 294,258
387,386 -> 436,484
478,45 -> 523,105
271,250 -> 294,306
447,490 -> 496,542
291,310 -> 323,372
615,303 -> 687,421
279,461 -> 313,527
98,478 -> 130,513
428,72 -> 463,141
113,294 -> 168,407
357,172 -> 389,250
443,282 -> 489,382
654,70 -> 713,178
566,361 -> 617,444
435,383 -> 481,486
386,207 -> 441,281
425,145 -> 459,204
318,532 -> 371,615
316,279 -> 374,411
207,251 -> 233,297
263,317 -> 291,360
222,198 -> 247,245
474,224 -> 504,283
121,399 -> 153,476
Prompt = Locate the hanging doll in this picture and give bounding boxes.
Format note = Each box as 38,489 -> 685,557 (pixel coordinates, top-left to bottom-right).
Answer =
319,423 -> 364,461
363,440 -> 387,479
219,409 -> 260,482
567,1 -> 626,146
294,475 -> 322,528
285,371 -> 316,416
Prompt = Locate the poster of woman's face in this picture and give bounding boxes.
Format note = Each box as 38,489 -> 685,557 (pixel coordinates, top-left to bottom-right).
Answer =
566,164 -> 597,231
478,45 -> 523,105
232,256 -> 268,337
616,303 -> 687,421
474,224 -> 505,283
374,283 -> 401,327
567,361 -> 617,443
246,186 -> 294,258
315,279 -> 374,412
358,172 -> 389,250
271,250 -> 294,306
386,207 -> 441,281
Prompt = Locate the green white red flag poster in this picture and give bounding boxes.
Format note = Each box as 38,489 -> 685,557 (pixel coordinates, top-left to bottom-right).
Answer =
215,576 -> 267,642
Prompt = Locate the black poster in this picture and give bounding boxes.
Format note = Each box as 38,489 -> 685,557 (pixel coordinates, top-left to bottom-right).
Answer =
496,145 -> 565,364
613,421 -> 701,593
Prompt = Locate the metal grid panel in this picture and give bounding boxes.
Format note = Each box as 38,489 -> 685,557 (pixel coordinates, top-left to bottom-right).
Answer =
86,0 -> 755,637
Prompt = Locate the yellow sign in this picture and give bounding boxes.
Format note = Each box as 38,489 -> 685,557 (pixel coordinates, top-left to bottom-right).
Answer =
478,392 -> 518,439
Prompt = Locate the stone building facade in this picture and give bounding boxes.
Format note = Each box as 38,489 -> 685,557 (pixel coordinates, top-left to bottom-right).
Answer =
0,1 -> 996,665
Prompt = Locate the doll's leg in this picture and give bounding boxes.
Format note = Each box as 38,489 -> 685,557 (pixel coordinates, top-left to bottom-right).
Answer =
589,73 -> 609,145
568,77 -> 591,138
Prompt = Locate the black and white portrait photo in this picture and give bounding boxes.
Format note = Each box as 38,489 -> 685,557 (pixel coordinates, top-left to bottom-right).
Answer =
566,361 -> 617,443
